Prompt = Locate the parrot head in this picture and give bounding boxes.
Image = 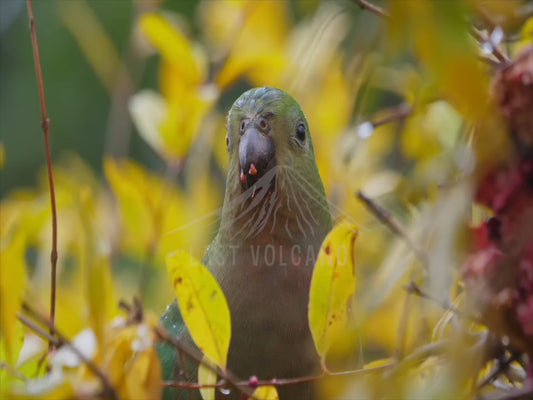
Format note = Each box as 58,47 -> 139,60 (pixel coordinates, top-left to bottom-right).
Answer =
226,86 -> 318,193
220,86 -> 330,243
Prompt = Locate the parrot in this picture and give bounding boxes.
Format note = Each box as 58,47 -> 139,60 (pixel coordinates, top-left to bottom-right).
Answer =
159,86 -> 332,399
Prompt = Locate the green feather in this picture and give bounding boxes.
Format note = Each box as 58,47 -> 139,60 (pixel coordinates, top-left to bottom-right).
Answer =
159,87 -> 332,399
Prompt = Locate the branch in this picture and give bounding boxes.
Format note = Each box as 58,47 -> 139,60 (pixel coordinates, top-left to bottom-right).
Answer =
356,191 -> 427,267
26,0 -> 58,350
470,27 -> 510,64
371,102 -> 413,128
162,359 -> 396,391
353,0 -> 510,68
477,352 -> 519,390
353,0 -> 391,20
403,281 -> 481,323
154,326 -> 258,399
0,361 -> 29,382
355,103 -> 414,140
20,305 -> 119,400
162,381 -> 222,389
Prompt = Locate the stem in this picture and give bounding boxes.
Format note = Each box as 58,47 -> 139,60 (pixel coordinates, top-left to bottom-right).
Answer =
371,103 -> 413,128
470,27 -> 510,64
20,306 -> 119,400
403,281 -> 480,322
353,0 -> 391,20
26,0 -> 58,351
154,326 -> 258,399
356,191 -> 427,267
161,356 -> 395,390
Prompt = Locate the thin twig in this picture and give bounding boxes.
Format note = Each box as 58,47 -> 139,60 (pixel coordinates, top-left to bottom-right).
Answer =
371,103 -> 413,128
20,305 -> 119,400
162,381 -> 222,389
356,191 -> 427,267
477,352 -> 519,390
470,27 -> 510,64
18,313 -> 61,346
0,361 -> 29,382
162,361 -> 395,391
165,367 -> 392,391
403,281 -> 481,323
354,0 -> 510,68
353,0 -> 391,20
26,0 -> 58,351
154,326 -> 258,400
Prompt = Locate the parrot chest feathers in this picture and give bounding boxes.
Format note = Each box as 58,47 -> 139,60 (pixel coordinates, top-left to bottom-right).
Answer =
207,166 -> 330,382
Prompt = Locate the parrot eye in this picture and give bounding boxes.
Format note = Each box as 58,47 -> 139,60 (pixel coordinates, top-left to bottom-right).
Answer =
226,135 -> 229,149
240,120 -> 246,135
259,117 -> 268,130
296,123 -> 306,142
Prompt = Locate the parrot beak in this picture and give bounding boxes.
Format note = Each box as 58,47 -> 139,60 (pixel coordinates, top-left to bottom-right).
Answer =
238,125 -> 275,189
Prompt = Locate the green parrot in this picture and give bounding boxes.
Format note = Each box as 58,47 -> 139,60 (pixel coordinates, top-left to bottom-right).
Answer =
159,87 -> 332,399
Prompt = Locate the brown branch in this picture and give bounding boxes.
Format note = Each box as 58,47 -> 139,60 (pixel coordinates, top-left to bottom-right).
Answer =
403,281 -> 481,323
470,27 -> 510,64
162,359 -> 396,391
477,352 -> 519,390
154,326 -> 257,399
162,381 -> 222,389
18,313 -> 61,346
371,103 -> 413,128
353,0 -> 391,20
356,191 -> 427,267
26,0 -> 58,351
20,306 -> 119,400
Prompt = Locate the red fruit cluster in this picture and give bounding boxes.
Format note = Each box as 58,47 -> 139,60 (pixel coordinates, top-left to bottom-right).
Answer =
462,47 -> 533,358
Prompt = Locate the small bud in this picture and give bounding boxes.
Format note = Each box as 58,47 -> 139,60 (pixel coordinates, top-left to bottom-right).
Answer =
248,375 -> 259,387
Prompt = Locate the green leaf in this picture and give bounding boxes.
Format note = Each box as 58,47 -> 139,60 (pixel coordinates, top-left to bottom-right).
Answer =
308,223 -> 358,364
166,251 -> 231,368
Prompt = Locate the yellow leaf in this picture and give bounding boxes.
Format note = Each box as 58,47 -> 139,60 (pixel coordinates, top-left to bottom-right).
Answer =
308,223 -> 358,362
158,83 -> 217,160
389,1 -> 489,121
166,251 -> 231,368
124,346 -> 162,400
517,17 -> 533,54
250,385 -> 279,400
364,357 -> 396,370
198,357 -> 217,400
103,158 -> 155,256
93,313 -> 160,399
140,12 -> 204,85
204,1 -> 289,89
87,256 -> 115,344
215,53 -> 286,90
0,233 -> 27,365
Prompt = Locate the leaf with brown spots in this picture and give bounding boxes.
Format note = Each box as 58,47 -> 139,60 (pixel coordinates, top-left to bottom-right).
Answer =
308,223 -> 358,365
166,250 -> 231,368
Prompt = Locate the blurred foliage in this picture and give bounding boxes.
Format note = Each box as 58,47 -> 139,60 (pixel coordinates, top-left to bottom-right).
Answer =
1,0 -> 533,399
